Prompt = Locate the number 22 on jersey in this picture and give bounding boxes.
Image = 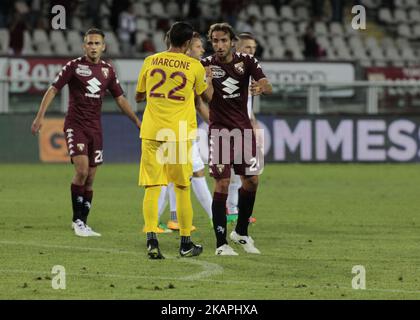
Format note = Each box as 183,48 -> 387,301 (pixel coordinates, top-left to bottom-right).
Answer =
149,68 -> 187,101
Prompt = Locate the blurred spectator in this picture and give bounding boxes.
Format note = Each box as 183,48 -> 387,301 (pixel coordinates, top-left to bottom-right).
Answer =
142,38 -> 156,54
15,1 -> 30,15
311,0 -> 325,21
220,0 -> 243,28
381,0 -> 395,11
35,15 -> 49,30
110,0 -> 130,32
186,0 -> 204,33
87,0 -> 102,29
9,10 -> 27,55
156,18 -> 170,32
303,26 -> 325,59
187,0 -> 200,18
271,0 -> 291,13
28,0 -> 44,29
284,49 -> 294,60
330,0 -> 344,23
118,3 -> 137,57
0,0 -> 13,28
175,0 -> 186,15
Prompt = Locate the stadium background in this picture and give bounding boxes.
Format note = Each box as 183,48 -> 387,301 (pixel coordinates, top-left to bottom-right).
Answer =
2,0 -> 420,301
1,0 -> 420,163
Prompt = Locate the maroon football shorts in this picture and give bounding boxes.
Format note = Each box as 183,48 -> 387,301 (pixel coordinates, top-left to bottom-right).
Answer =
208,128 -> 263,179
64,125 -> 103,167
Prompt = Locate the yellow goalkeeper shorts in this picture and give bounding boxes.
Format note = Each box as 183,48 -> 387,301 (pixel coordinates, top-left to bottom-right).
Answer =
139,139 -> 193,187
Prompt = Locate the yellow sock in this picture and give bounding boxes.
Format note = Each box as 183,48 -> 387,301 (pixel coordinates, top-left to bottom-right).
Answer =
142,186 -> 161,233
175,185 -> 193,236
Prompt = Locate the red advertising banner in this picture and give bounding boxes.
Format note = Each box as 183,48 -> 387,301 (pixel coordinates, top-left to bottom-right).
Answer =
7,57 -> 68,94
366,67 -> 420,81
365,67 -> 420,112
4,57 -> 119,94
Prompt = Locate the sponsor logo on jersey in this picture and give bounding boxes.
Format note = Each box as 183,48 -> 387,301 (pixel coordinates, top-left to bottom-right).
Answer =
222,77 -> 239,94
101,67 -> 109,79
234,62 -> 245,75
76,64 -> 92,77
85,77 -> 101,98
221,77 -> 240,99
210,65 -> 226,78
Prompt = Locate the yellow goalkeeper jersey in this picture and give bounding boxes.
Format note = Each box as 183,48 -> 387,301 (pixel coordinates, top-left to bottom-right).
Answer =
136,51 -> 208,141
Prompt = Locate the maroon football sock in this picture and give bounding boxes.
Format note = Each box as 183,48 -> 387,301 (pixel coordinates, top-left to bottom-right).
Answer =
81,190 -> 93,224
235,188 -> 256,236
71,184 -> 85,222
212,192 -> 228,248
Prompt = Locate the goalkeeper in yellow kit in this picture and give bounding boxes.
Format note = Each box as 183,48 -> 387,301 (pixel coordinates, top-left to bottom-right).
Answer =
135,22 -> 213,259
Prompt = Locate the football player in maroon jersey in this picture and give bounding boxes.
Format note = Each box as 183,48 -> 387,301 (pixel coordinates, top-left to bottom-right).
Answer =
226,32 -> 262,224
201,23 -> 272,255
31,28 -> 141,237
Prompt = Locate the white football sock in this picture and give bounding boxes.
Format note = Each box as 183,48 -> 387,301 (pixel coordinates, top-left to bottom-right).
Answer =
168,183 -> 177,220
158,185 -> 169,220
192,176 -> 213,219
227,173 -> 242,214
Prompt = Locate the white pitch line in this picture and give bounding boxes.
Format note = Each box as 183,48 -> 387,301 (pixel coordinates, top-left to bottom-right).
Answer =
176,258 -> 224,281
0,240 -> 223,281
2,240 -> 420,296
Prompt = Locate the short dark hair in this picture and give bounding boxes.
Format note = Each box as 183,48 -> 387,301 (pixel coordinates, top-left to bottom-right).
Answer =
208,23 -> 236,41
237,32 -> 256,42
84,28 -> 105,39
164,31 -> 170,49
168,22 -> 194,47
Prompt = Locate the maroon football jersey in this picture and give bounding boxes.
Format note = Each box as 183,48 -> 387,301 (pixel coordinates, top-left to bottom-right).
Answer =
201,52 -> 266,130
52,56 -> 124,129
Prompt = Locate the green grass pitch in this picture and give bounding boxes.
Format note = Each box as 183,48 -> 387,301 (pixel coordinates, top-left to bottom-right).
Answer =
1,163 -> 420,299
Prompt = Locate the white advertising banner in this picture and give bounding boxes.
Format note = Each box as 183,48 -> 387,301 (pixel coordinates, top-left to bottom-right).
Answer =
0,58 -> 355,97
269,116 -> 420,162
113,59 -> 143,81
261,61 -> 356,97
